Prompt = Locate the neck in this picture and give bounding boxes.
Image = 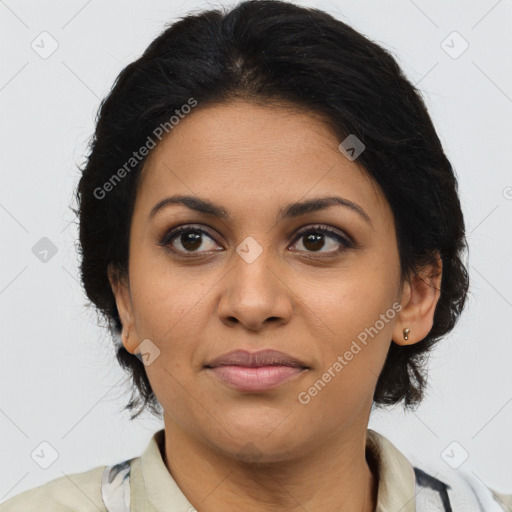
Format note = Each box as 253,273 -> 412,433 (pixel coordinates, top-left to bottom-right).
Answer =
161,418 -> 378,512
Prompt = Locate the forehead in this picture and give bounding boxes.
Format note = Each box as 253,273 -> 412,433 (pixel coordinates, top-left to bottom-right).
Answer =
136,100 -> 390,225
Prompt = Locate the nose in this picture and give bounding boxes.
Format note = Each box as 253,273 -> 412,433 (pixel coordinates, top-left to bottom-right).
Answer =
217,249 -> 293,332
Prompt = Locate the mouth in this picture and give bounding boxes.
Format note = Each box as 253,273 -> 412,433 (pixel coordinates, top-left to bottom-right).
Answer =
204,348 -> 309,369
204,349 -> 310,392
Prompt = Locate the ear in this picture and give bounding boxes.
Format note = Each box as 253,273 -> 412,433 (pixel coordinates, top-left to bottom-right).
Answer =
392,252 -> 443,346
107,263 -> 138,354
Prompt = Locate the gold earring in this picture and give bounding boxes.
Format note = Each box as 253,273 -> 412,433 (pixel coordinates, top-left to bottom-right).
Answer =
403,328 -> 410,341
125,330 -> 129,339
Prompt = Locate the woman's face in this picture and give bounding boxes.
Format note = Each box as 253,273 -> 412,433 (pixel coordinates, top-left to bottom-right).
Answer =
110,100 -> 435,462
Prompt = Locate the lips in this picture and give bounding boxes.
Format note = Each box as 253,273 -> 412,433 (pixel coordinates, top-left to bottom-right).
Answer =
204,349 -> 309,392
204,349 -> 308,369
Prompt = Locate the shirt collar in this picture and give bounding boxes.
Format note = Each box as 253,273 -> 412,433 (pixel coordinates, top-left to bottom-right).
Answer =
366,428 -> 416,512
130,428 -> 416,512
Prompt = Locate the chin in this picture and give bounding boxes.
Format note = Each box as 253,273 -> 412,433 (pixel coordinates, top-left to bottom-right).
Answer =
211,430 -> 302,464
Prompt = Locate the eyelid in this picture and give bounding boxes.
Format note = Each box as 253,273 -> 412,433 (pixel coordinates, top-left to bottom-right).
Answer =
158,223 -> 219,248
291,224 -> 352,245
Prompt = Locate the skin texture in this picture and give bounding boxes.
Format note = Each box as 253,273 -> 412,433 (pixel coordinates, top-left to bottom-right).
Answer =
109,100 -> 442,511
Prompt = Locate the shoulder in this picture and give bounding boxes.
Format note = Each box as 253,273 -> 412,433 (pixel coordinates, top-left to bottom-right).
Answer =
491,490 -> 512,512
367,429 -> 511,511
0,464 -> 108,512
412,463 -> 512,512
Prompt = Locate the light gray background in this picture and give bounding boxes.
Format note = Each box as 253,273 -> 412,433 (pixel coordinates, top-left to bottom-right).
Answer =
1,0 -> 511,503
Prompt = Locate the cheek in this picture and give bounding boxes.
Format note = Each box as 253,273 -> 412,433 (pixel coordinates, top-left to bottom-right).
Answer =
295,285 -> 395,424
129,250 -> 208,336
128,262 -> 218,391
306,268 -> 397,334
298,266 -> 397,386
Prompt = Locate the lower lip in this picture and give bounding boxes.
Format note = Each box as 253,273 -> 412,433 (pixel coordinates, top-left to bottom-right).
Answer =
206,365 -> 307,392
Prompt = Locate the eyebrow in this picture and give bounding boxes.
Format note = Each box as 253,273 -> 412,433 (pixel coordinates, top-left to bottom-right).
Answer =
149,194 -> 372,225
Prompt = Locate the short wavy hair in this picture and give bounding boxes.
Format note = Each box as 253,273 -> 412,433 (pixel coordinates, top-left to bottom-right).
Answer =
75,0 -> 469,420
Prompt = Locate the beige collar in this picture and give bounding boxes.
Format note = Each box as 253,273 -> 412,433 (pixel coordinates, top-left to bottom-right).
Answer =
366,428 -> 416,511
129,428 -> 416,512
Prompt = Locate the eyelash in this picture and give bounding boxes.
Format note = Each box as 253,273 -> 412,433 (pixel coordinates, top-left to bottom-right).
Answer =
158,224 -> 353,258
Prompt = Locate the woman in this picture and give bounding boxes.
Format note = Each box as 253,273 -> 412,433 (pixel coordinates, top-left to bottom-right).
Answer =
2,1 -> 510,511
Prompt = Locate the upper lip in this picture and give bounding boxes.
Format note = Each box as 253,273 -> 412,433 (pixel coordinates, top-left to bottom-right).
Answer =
205,349 -> 308,369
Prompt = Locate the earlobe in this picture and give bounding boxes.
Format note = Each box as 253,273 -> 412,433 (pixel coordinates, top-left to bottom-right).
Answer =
107,263 -> 137,354
393,253 -> 443,347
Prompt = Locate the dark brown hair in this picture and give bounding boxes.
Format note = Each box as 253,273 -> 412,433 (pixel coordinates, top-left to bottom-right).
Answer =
75,0 -> 469,420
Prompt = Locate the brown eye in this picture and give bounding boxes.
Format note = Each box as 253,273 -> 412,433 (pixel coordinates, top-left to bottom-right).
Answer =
290,225 -> 352,255
177,231 -> 203,251
159,225 -> 221,254
302,232 -> 325,251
